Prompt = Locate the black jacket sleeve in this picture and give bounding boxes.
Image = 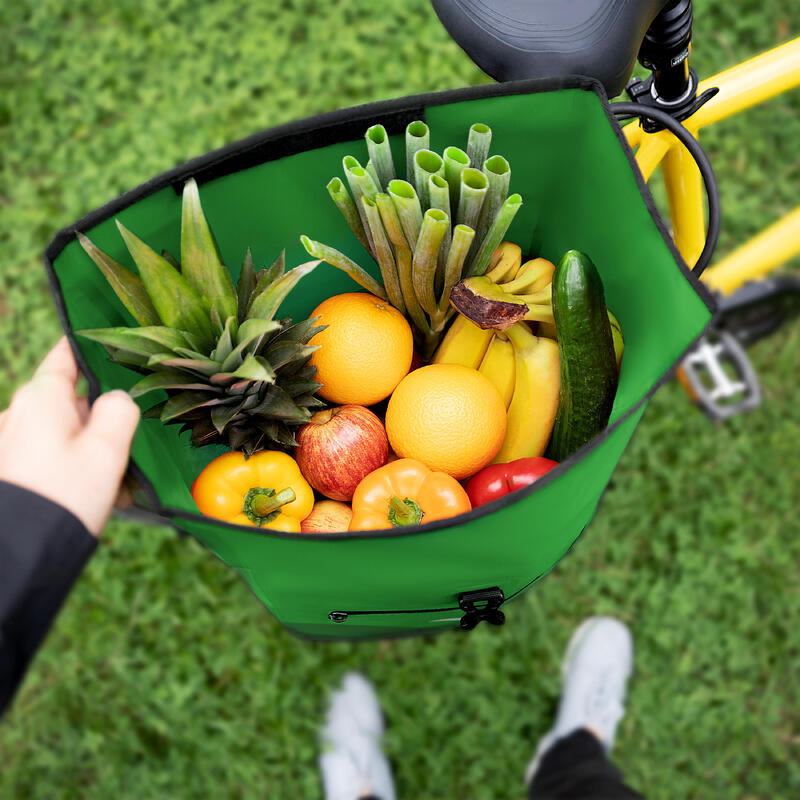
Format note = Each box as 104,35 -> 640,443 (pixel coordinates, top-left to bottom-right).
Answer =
0,480 -> 97,715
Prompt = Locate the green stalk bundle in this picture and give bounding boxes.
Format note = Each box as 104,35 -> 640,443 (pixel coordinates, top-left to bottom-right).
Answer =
428,173 -> 452,288
466,193 -> 523,278
443,146 -> 470,209
388,179 -> 423,250
301,120 -> 524,358
366,124 -> 396,189
412,209 -> 449,316
327,177 -> 369,252
466,123 -> 492,172
361,196 -> 405,314
405,120 -> 430,186
476,155 -> 510,245
456,168 -> 488,230
413,149 -> 444,210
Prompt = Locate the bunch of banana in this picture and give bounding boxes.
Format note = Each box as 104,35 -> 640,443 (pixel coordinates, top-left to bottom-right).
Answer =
433,314 -> 560,461
449,243 -> 556,331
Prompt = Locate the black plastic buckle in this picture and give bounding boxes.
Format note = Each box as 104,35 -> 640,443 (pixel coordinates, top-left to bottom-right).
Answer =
458,587 -> 505,631
626,69 -> 718,133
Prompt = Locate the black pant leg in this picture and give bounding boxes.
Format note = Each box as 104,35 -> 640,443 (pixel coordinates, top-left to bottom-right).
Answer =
0,481 -> 96,715
528,729 -> 644,800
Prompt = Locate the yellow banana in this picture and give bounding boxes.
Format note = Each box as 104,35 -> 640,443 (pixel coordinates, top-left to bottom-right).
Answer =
492,322 -> 560,463
478,332 -> 516,409
432,313 -> 494,369
500,258 -> 555,295
485,241 -> 522,284
537,320 -> 558,340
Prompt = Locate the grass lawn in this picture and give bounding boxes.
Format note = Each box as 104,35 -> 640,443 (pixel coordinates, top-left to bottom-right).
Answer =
1,1 -> 798,797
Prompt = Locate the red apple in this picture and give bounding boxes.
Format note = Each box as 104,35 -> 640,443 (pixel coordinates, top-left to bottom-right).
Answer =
300,501 -> 353,533
295,405 -> 389,501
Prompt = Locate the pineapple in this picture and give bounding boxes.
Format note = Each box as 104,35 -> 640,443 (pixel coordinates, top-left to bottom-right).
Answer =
77,178 -> 325,456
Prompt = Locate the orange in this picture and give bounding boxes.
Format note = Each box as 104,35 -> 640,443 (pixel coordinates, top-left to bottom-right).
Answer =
309,293 -> 413,406
385,364 -> 507,480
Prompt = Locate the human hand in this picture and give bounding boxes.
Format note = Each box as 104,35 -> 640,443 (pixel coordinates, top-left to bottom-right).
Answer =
0,337 -> 140,536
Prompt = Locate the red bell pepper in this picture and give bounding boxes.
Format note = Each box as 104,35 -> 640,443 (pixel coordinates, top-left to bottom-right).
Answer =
465,457 -> 559,508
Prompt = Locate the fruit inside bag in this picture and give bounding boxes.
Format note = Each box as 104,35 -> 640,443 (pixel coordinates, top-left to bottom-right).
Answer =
76,119 -> 622,535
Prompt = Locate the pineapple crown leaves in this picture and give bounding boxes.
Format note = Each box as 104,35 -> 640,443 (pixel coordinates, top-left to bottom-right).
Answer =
76,178 -> 325,455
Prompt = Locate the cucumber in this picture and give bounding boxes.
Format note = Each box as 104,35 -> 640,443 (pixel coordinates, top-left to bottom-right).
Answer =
545,250 -> 618,462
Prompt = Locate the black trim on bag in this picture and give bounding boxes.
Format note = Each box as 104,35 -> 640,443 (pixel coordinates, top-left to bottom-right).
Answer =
43,75 -> 718,544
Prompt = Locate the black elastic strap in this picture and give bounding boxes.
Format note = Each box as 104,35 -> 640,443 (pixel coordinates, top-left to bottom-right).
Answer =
611,101 -> 720,277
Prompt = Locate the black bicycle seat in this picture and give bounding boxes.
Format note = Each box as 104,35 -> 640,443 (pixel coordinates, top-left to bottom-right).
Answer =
432,0 -> 671,98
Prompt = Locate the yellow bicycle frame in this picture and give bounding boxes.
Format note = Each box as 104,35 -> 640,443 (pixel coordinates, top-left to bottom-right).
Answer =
624,37 -> 800,295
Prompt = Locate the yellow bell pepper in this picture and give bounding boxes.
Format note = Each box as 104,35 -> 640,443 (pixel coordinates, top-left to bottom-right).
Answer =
349,458 -> 471,531
191,451 -> 314,531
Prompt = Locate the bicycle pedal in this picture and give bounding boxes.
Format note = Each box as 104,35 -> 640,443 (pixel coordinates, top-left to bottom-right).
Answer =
677,331 -> 761,422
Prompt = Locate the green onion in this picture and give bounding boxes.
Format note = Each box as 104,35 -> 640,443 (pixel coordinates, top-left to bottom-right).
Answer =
375,192 -> 408,249
327,177 -> 370,253
439,223 -> 475,312
466,123 -> 492,172
405,120 -> 430,186
300,235 -> 387,299
376,194 -> 427,329
466,193 -> 523,278
365,159 -> 381,190
366,124 -> 396,189
413,149 -> 444,210
456,168 -> 488,230
428,173 -> 452,291
476,155 -> 511,244
443,145 -> 470,210
361,196 -> 405,314
396,244 -> 432,342
388,179 -> 423,250
412,209 -> 449,316
343,156 -> 377,255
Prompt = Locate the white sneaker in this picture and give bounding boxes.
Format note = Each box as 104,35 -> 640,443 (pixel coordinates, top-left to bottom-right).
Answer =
525,616 -> 634,786
319,673 -> 396,800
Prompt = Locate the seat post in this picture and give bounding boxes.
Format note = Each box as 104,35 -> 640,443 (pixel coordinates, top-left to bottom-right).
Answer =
638,0 -> 694,104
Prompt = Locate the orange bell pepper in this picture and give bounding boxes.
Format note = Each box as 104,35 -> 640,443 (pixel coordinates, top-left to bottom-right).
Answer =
349,458 -> 471,531
191,451 -> 314,532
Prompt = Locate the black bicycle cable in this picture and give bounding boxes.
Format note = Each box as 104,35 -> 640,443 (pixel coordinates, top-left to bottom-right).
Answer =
611,102 -> 720,277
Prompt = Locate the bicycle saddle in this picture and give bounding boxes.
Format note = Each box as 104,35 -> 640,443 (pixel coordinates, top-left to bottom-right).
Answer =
432,0 -> 671,98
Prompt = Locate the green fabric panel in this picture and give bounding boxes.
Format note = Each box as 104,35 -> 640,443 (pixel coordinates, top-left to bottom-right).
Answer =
424,90 -> 711,422
173,403 -> 646,637
50,84 -> 709,637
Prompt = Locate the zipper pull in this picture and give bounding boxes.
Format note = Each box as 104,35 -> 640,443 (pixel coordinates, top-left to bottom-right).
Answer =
458,587 -> 505,630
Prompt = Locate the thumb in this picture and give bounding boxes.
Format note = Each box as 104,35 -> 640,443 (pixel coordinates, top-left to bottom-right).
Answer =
82,390 -> 141,473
